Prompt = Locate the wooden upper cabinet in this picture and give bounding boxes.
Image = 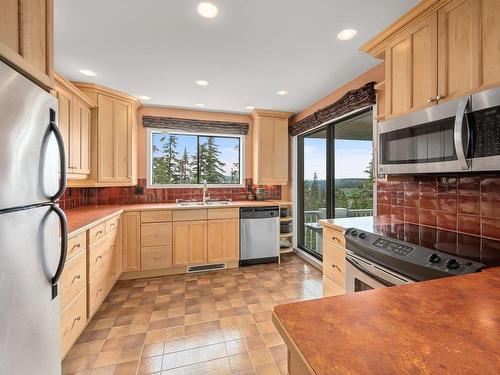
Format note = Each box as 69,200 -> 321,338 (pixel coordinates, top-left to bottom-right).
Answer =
362,0 -> 500,118
385,13 -> 438,117
54,73 -> 95,179
0,0 -> 54,89
251,110 -> 292,185
437,0 -> 480,102
208,219 -> 239,263
73,84 -> 139,187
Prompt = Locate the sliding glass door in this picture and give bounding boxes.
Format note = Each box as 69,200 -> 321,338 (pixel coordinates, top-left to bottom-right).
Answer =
297,110 -> 374,260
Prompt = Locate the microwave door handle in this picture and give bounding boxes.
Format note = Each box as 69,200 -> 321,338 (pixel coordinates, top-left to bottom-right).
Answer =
454,97 -> 471,170
345,256 -> 394,287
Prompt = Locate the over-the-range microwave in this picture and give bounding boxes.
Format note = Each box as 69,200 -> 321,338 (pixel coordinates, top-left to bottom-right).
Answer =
378,86 -> 500,175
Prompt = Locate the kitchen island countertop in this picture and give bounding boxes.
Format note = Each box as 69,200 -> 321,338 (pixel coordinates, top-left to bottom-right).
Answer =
273,266 -> 500,374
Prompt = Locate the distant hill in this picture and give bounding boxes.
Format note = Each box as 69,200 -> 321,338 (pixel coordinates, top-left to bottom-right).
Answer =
305,178 -> 368,190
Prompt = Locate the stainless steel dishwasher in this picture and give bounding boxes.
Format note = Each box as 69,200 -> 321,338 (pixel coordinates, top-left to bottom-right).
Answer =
240,206 -> 280,266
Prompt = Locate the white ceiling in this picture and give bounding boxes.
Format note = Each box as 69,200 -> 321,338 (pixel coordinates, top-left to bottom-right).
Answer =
54,0 -> 418,114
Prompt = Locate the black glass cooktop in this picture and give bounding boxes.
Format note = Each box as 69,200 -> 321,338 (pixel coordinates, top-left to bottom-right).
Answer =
370,223 -> 500,267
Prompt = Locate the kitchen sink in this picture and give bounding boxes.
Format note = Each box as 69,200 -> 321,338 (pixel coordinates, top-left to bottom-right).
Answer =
176,199 -> 232,206
205,200 -> 232,205
176,201 -> 205,206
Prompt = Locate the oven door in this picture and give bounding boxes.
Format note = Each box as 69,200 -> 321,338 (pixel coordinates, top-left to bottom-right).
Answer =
378,97 -> 471,175
470,87 -> 500,172
345,253 -> 414,293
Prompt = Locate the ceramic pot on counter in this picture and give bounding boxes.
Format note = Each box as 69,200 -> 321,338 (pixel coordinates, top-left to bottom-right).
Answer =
255,187 -> 269,201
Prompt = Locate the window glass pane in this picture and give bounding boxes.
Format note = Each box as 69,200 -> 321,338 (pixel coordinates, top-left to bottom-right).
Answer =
151,133 -> 198,184
198,136 -> 240,184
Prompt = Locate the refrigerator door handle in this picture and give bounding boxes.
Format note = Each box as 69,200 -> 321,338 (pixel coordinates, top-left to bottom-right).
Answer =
50,203 -> 68,299
49,109 -> 67,201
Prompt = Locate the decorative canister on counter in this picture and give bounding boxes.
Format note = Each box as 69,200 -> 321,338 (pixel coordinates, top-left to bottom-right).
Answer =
247,191 -> 256,200
255,186 -> 269,201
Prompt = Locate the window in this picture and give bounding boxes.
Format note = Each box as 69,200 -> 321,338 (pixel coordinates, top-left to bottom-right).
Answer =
148,129 -> 244,187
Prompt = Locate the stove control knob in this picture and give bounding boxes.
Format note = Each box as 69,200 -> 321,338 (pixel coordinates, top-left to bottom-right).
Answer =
359,232 -> 367,239
445,259 -> 460,270
350,230 -> 358,236
428,253 -> 441,264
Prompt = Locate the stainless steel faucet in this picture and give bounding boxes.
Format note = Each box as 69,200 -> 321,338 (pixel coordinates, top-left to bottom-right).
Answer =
202,180 -> 210,203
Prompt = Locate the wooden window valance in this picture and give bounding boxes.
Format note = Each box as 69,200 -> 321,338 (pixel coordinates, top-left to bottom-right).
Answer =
289,82 -> 376,136
143,115 -> 249,135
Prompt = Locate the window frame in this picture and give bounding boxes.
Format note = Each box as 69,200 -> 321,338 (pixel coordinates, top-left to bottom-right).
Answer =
147,128 -> 245,188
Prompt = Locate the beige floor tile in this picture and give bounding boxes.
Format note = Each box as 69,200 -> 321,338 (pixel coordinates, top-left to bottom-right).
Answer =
228,353 -> 253,372
249,349 -> 274,367
161,342 -> 227,370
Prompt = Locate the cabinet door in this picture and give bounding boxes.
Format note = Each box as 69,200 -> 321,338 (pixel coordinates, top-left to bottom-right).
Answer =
97,94 -> 115,181
122,212 -> 140,272
56,88 -> 71,172
79,103 -> 91,174
188,221 -> 208,265
208,219 -> 239,263
386,13 -> 438,117
70,99 -> 81,173
437,0 -> 480,102
273,118 -> 289,183
479,0 -> 500,89
257,116 -> 276,181
173,222 -> 189,267
114,100 -> 132,182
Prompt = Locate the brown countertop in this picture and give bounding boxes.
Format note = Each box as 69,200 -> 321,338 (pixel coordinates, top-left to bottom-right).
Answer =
273,268 -> 500,374
65,200 -> 291,236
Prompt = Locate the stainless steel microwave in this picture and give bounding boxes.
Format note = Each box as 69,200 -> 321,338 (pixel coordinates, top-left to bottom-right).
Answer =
378,87 -> 500,175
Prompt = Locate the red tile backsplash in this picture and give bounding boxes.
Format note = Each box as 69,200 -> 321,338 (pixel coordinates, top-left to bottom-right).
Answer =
59,178 -> 282,210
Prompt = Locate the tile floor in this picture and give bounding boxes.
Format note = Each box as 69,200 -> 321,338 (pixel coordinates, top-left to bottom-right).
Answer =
62,254 -> 323,375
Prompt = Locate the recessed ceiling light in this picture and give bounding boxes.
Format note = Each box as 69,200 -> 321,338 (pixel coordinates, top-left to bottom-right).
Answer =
138,95 -> 150,101
246,106 -> 255,110
195,80 -> 209,87
198,2 -> 218,18
79,69 -> 96,77
277,90 -> 288,96
196,103 -> 205,107
337,29 -> 357,41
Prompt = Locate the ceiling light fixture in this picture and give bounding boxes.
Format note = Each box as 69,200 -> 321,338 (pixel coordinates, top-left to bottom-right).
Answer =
196,103 -> 205,107
198,2 -> 218,18
245,106 -> 255,111
337,29 -> 357,41
138,95 -> 150,101
195,80 -> 209,87
79,69 -> 96,77
277,90 -> 288,96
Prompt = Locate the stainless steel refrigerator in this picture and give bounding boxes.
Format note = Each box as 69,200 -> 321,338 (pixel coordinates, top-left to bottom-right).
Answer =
0,60 -> 68,374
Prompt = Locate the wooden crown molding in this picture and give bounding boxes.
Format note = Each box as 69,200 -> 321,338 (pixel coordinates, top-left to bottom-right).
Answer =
250,109 -> 294,120
360,0 -> 447,58
72,81 -> 143,107
54,72 -> 97,108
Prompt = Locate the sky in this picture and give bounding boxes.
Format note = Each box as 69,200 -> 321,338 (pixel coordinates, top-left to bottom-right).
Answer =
304,138 -> 372,180
152,133 -> 240,175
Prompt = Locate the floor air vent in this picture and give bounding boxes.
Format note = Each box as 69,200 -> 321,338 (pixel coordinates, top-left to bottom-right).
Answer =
188,263 -> 226,273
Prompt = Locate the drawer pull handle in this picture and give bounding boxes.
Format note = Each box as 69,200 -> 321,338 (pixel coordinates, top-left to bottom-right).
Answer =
110,223 -> 115,228
331,236 -> 339,241
331,264 -> 338,270
71,243 -> 81,251
96,255 -> 103,262
95,230 -> 103,236
97,288 -> 103,294
154,257 -> 161,261
74,316 -> 81,323
72,274 -> 81,283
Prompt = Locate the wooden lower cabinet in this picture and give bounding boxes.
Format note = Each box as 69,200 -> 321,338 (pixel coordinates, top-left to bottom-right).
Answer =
322,225 -> 346,297
122,212 -> 141,272
141,245 -> 173,270
60,289 -> 86,358
173,221 -> 208,266
323,276 -> 345,297
59,249 -> 86,312
208,219 -> 239,263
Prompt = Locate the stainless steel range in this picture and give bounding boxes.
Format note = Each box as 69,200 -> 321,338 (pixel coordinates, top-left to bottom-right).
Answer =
344,227 -> 485,292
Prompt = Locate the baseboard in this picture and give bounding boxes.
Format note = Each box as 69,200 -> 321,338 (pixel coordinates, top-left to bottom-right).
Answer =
294,248 -> 322,270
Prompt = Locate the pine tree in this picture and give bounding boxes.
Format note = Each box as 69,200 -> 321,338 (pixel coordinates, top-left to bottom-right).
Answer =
177,147 -> 192,183
200,137 -> 226,183
161,135 -> 180,183
230,143 -> 240,183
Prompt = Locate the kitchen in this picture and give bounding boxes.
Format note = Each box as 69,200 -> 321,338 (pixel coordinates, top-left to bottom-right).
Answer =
0,0 -> 499,374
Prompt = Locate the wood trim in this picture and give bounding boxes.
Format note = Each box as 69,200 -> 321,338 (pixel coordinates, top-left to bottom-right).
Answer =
360,0 -> 449,57
250,109 -> 293,119
55,72 -> 96,108
72,81 -> 143,107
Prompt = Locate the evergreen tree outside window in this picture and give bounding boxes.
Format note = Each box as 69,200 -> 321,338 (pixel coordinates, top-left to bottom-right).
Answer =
149,130 -> 243,186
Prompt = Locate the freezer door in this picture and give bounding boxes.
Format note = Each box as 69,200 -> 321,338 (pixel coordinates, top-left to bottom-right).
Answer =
0,60 -> 64,211
0,205 -> 62,375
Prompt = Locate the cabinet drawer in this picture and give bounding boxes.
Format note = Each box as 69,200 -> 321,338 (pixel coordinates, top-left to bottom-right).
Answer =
208,208 -> 239,220
322,276 -> 345,297
67,231 -> 87,261
323,226 -> 346,247
88,270 -> 108,317
89,222 -> 106,245
141,210 -> 172,223
60,250 -> 87,312
88,237 -> 114,281
61,289 -> 87,358
141,222 -> 172,247
323,242 -> 346,287
173,209 -> 207,222
105,215 -> 120,234
141,245 -> 173,270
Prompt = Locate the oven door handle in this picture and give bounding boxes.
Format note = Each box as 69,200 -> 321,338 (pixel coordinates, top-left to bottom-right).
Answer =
454,96 -> 471,171
345,256 -> 394,287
